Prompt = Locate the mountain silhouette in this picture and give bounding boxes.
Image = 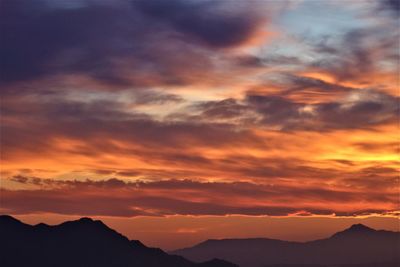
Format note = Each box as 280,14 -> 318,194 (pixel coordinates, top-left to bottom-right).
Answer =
0,215 -> 237,267
172,224 -> 400,267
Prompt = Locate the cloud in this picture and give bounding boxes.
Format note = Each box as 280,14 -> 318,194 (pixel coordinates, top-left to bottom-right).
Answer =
1,93 -> 264,163
339,166 -> 399,191
309,26 -> 399,85
0,0 -> 272,88
191,98 -> 251,121
187,88 -> 398,131
353,142 -> 399,153
281,75 -> 354,96
2,83 -> 397,169
379,0 -> 400,17
1,177 -> 397,217
246,89 -> 399,131
133,90 -> 183,105
0,0 -> 132,85
133,0 -> 269,48
236,54 -> 302,68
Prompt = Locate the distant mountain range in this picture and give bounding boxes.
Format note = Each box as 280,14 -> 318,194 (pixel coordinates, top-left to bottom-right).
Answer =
1,215 -> 398,267
0,215 -> 237,267
172,224 -> 400,267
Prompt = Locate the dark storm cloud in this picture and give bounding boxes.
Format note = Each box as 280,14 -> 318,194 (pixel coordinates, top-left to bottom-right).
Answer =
0,0 -> 134,85
0,0 -> 268,87
133,0 -> 267,48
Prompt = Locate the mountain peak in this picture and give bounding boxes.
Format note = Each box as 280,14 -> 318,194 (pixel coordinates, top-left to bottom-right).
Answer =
55,217 -> 121,238
348,223 -> 373,232
77,217 -> 95,223
331,223 -> 376,239
63,217 -> 106,228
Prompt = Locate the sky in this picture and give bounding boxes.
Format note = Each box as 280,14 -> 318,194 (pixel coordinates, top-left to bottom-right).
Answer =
0,0 -> 399,250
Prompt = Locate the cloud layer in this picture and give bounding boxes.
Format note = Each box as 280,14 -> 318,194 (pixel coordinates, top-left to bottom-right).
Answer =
0,0 -> 398,219
2,176 -> 398,217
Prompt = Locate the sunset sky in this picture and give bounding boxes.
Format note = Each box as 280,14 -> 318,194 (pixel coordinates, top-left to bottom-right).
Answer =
0,0 -> 399,250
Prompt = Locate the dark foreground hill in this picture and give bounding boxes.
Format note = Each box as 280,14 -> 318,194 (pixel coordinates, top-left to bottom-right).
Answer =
0,215 -> 237,267
173,224 -> 400,267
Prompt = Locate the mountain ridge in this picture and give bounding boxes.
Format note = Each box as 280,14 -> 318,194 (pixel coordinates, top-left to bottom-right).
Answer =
2,215 -> 398,267
172,223 -> 400,267
0,215 -> 238,267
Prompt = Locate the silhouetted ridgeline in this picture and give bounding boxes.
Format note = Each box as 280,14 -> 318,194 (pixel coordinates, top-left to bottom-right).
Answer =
172,224 -> 400,267
0,215 -> 237,267
1,215 -> 399,267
